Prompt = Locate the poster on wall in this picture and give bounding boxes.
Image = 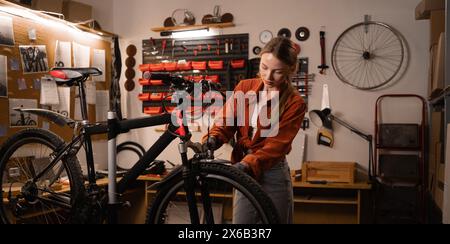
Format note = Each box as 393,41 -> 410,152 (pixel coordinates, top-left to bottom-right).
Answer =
73,42 -> 90,68
0,55 -> 7,97
19,45 -> 49,74
9,98 -> 38,127
92,49 -> 105,82
0,16 -> 15,46
52,87 -> 70,117
96,90 -> 109,121
54,40 -> 72,68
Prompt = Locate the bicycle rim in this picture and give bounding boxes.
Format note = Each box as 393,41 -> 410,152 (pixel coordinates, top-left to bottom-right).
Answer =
146,163 -> 279,224
0,130 -> 84,224
332,21 -> 405,90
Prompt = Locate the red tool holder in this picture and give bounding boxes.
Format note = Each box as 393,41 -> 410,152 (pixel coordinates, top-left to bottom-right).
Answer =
140,34 -> 249,116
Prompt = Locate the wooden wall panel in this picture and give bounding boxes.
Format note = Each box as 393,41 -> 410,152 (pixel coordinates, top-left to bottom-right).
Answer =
0,9 -> 111,143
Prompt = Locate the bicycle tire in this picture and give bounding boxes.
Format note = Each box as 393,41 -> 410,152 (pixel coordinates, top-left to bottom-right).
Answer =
146,162 -> 280,224
0,129 -> 85,224
116,141 -> 146,170
117,141 -> 146,156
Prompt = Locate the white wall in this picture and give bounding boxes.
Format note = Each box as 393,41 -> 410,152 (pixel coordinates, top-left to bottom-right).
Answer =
75,0 -> 114,32
83,0 -> 429,175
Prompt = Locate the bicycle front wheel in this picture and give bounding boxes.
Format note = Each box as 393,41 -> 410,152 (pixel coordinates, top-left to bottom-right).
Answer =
146,162 -> 280,224
0,129 -> 85,224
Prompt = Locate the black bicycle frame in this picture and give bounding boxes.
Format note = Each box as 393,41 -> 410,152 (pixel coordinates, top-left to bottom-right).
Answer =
32,75 -> 205,224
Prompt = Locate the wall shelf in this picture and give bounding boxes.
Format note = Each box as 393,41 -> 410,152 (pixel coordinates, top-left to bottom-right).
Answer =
151,22 -> 235,32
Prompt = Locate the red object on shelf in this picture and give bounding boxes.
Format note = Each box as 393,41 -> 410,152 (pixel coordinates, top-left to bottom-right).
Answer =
177,61 -> 192,71
138,93 -> 151,101
208,60 -> 224,70
165,107 -> 176,113
150,93 -> 164,101
165,95 -> 173,101
150,80 -> 164,86
192,75 -> 204,83
139,64 -> 151,72
231,59 -> 245,69
205,75 -> 220,83
163,62 -> 178,71
144,107 -> 163,115
139,79 -> 151,86
192,61 -> 207,70
149,63 -> 165,71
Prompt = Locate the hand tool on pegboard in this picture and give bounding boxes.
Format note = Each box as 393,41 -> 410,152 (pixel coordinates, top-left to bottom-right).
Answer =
171,39 -> 176,59
216,39 -> 220,55
318,28 -> 329,75
149,37 -> 158,55
161,39 -> 167,56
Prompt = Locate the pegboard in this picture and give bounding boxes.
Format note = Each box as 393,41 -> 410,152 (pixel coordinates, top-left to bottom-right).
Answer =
0,10 -> 112,143
140,33 -> 249,115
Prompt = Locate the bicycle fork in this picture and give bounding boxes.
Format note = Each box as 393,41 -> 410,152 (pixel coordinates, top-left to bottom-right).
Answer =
179,141 -> 214,224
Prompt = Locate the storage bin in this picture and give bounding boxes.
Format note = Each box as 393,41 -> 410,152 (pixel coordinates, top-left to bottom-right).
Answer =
150,93 -> 164,101
149,63 -> 164,72
177,61 -> 192,71
205,75 -> 220,83
208,60 -> 224,70
138,93 -> 151,101
150,80 -> 164,86
231,59 -> 245,69
144,107 -> 162,115
192,61 -> 207,70
139,79 -> 151,86
163,62 -> 178,71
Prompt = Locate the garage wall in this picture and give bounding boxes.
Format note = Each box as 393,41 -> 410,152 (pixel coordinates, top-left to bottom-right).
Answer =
83,0 -> 429,176
75,0 -> 114,32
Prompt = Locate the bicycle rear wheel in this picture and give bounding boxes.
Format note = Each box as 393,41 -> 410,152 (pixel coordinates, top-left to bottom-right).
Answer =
0,129 -> 85,224
146,162 -> 280,224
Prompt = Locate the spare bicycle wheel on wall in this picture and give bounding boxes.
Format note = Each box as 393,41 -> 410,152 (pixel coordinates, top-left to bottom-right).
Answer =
331,21 -> 406,90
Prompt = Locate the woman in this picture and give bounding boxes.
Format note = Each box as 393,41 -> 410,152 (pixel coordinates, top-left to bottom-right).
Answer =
202,37 -> 306,224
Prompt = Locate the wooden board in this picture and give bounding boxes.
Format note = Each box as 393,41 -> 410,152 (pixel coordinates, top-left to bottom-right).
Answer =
0,7 -> 112,143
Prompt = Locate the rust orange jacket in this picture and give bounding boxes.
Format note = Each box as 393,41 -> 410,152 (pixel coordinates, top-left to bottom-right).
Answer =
203,78 -> 306,180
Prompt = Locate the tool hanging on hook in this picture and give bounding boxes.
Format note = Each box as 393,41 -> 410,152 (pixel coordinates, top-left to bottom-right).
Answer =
318,28 -> 329,75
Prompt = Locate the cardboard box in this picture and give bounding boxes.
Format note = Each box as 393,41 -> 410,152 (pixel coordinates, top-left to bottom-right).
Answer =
63,0 -> 92,22
430,10 -> 445,46
302,161 -> 356,184
429,31 -> 445,97
31,0 -> 64,14
415,0 -> 445,20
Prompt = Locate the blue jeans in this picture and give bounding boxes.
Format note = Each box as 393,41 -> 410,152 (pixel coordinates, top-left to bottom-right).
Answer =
232,160 -> 294,224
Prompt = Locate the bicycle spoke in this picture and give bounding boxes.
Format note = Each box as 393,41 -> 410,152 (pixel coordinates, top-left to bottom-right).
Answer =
332,22 -> 405,89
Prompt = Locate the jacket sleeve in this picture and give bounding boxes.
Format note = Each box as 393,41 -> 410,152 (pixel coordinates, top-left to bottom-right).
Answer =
242,98 -> 306,180
202,81 -> 243,145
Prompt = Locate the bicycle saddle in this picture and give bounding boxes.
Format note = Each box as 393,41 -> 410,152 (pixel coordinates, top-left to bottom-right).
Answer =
50,67 -> 102,86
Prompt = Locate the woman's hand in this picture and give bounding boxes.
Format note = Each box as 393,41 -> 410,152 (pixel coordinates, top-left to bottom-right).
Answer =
202,136 -> 220,152
233,161 -> 249,171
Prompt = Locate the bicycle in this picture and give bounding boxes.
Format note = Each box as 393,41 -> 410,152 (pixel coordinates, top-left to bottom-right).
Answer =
0,67 -> 280,224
